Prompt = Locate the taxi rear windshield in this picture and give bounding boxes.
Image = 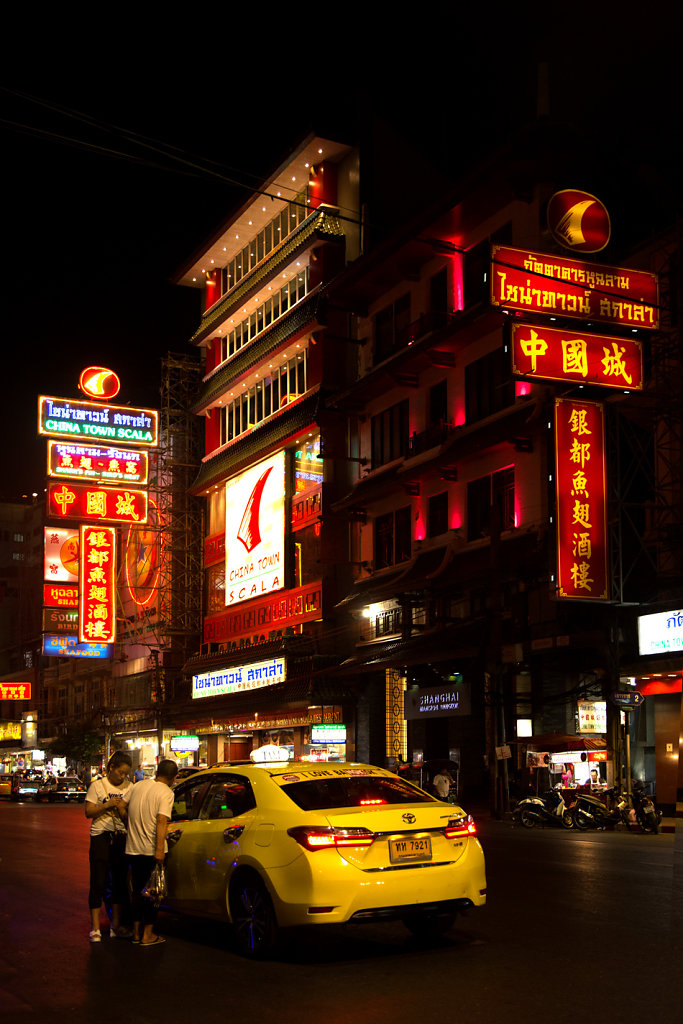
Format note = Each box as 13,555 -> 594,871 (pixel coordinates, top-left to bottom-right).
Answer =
281,776 -> 434,810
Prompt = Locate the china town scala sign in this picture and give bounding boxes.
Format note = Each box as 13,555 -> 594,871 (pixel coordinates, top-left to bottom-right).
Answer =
491,245 -> 659,330
39,396 -> 159,446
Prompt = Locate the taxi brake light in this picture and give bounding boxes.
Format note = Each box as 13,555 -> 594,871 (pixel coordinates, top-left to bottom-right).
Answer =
288,826 -> 376,851
444,815 -> 477,839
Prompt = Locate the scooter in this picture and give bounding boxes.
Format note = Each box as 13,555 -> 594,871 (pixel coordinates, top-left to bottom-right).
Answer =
572,787 -> 631,831
514,786 -> 574,829
631,780 -> 661,834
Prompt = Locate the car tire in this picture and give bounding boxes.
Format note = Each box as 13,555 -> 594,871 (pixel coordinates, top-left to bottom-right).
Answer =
229,874 -> 277,959
403,911 -> 457,939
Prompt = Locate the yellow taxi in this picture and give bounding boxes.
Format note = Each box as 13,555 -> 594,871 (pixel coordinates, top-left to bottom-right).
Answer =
165,761 -> 486,957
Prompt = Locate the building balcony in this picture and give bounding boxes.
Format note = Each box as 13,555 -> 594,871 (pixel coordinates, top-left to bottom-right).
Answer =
407,421 -> 456,457
359,607 -> 403,642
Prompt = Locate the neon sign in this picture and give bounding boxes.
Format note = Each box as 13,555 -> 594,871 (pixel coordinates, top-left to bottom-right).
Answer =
44,527 -> 79,582
192,657 -> 286,699
555,398 -> 609,601
0,683 -> 31,700
47,480 -> 148,524
547,190 -> 611,253
79,525 -> 116,644
225,452 -> 285,607
511,322 -> 643,390
491,245 -> 659,330
47,440 -> 149,485
43,608 -> 79,634
43,635 -> 113,658
43,583 -> 78,608
79,366 -> 121,401
39,395 -> 159,446
125,498 -> 161,608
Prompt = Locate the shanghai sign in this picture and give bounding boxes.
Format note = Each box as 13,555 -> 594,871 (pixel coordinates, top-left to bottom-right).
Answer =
47,480 -> 148,524
39,396 -> 159,446
555,398 -> 609,601
511,322 -> 643,390
491,245 -> 659,330
47,440 -> 149,485
79,525 -> 116,644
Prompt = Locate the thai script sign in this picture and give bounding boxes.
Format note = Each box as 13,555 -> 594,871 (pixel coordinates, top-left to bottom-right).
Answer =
491,245 -> 659,329
311,724 -> 347,744
79,526 -> 116,644
42,635 -> 113,658
43,583 -> 78,608
170,735 -> 200,752
577,700 -> 607,733
511,322 -> 643,390
204,581 -> 322,644
47,440 -> 148,485
44,527 -> 79,582
0,683 -> 31,700
225,452 -> 285,607
192,656 -> 286,699
637,608 -> 683,655
555,398 -> 609,600
42,608 -> 79,634
405,682 -> 471,720
47,480 -> 148,524
547,190 -> 611,253
39,396 -> 159,445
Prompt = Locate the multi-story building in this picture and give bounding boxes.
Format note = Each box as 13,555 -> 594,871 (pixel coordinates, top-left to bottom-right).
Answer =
176,134 -> 363,764
327,141 -> 661,805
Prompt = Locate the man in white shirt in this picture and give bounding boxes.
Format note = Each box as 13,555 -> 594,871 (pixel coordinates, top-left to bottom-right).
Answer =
126,759 -> 178,946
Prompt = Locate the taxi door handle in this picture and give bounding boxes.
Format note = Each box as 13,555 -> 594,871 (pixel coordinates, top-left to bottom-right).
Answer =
167,828 -> 183,847
224,826 -> 244,842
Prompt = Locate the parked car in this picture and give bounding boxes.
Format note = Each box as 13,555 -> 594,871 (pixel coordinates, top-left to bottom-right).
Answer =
0,774 -> 12,798
38,778 -> 87,803
173,767 -> 200,786
165,761 -> 486,957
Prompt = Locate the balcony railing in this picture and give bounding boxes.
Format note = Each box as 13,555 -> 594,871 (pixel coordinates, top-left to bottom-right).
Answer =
360,608 -> 403,642
408,421 -> 456,457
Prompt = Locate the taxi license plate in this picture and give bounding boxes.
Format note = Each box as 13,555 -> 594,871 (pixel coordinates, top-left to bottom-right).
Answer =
389,836 -> 432,863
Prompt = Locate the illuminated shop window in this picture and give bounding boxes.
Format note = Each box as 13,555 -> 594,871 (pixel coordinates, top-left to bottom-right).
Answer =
219,266 -> 311,365
219,190 -> 310,296
218,349 -> 308,446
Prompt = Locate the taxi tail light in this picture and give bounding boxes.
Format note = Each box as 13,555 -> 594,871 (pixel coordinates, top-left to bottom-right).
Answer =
444,814 -> 477,839
287,826 -> 376,851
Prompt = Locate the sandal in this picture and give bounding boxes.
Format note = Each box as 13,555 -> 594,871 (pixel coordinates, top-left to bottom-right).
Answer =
89,930 -> 102,943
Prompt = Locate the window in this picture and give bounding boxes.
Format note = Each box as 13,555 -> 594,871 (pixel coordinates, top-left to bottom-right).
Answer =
467,467 -> 515,540
218,267 -> 310,366
429,379 -> 448,425
371,399 -> 409,468
430,267 -> 448,313
218,349 -> 308,446
428,492 -> 449,537
172,778 -> 211,822
374,294 -> 411,363
464,348 -> 514,423
206,563 -> 225,614
199,776 -> 256,820
374,506 -> 412,569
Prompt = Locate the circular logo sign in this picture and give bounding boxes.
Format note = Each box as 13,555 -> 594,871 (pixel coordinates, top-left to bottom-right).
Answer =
78,366 -> 121,400
547,190 -> 611,253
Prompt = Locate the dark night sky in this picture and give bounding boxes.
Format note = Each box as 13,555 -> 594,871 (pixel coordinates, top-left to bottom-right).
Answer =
1,14 -> 680,497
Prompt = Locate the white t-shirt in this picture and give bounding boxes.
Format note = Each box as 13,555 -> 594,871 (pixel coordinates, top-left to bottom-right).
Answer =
86,776 -> 133,836
125,778 -> 175,856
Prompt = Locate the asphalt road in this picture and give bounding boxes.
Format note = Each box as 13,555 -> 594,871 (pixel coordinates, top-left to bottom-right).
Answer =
0,800 -> 677,1024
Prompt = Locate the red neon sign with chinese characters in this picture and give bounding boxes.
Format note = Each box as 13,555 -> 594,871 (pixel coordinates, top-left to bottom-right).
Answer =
491,245 -> 659,330
555,398 -> 609,601
79,525 -> 116,643
0,682 -> 31,700
47,440 -> 149,485
511,322 -> 643,390
47,480 -> 148,524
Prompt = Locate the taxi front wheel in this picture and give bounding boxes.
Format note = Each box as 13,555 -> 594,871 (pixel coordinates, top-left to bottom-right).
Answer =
229,874 -> 277,959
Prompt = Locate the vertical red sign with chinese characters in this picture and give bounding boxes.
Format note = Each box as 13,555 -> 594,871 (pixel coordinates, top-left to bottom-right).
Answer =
79,525 -> 117,643
555,398 -> 609,601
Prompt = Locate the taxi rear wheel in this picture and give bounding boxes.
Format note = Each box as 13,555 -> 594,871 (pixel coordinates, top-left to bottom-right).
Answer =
229,874 -> 277,959
402,910 -> 457,938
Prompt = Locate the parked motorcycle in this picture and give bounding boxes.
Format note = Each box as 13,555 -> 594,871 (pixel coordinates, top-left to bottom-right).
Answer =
572,787 -> 632,831
631,780 -> 661,834
514,787 -> 574,829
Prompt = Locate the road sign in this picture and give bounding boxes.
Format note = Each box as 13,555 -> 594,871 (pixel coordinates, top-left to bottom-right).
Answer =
611,691 -> 645,708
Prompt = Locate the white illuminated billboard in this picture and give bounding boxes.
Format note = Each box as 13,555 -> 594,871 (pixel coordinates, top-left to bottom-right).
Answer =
225,451 -> 285,607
